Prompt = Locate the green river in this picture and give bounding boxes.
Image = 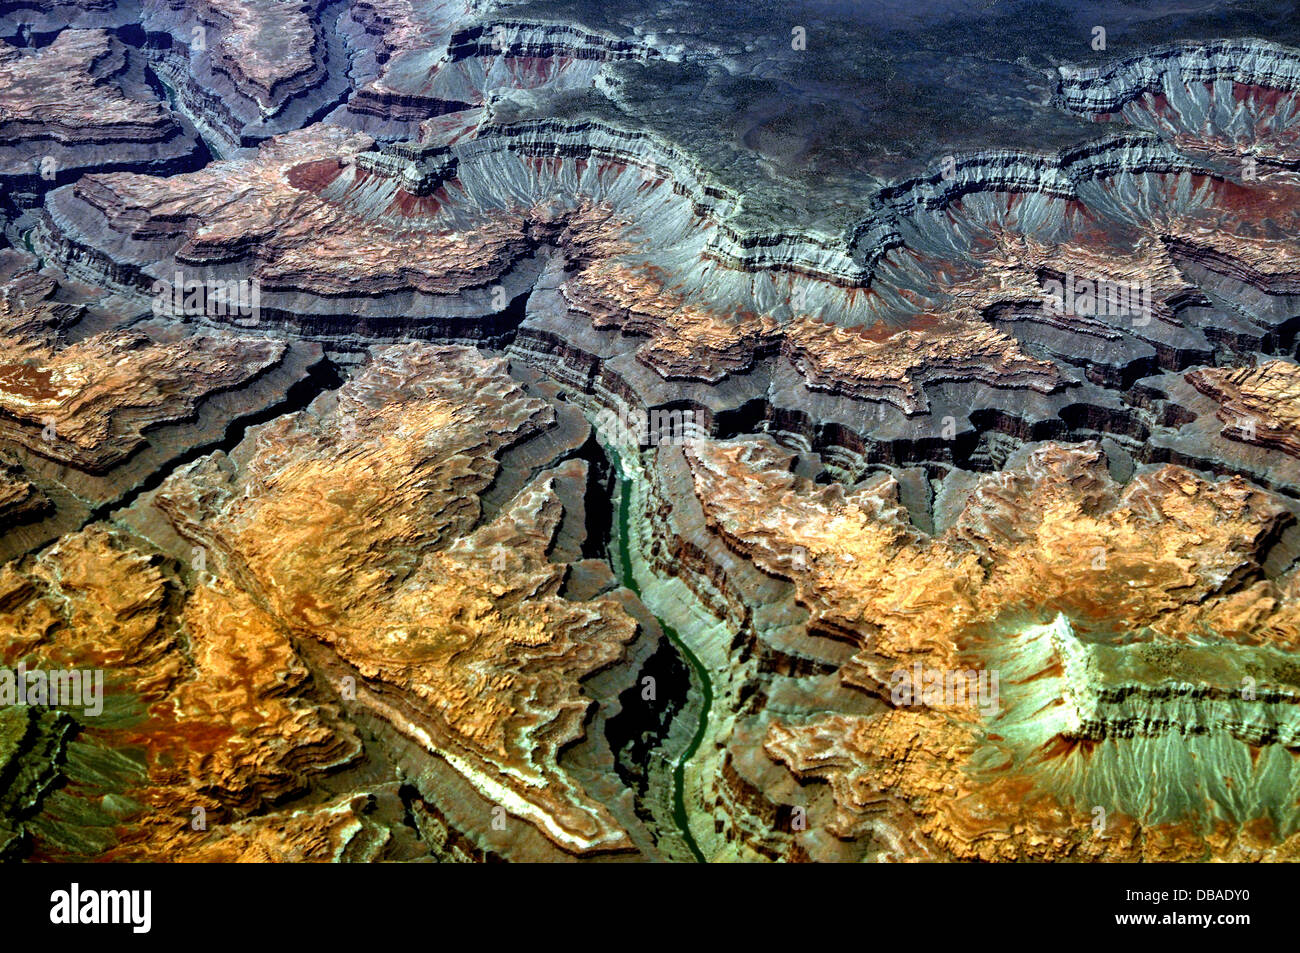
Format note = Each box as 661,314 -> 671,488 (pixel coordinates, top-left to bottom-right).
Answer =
609,446 -> 710,863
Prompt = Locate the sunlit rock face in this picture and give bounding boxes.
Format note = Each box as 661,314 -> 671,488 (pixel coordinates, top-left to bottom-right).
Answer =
0,318 -> 284,474
0,345 -> 658,861
0,27 -> 206,233
0,525 -> 364,861
149,344 -> 647,857
1187,360 -> 1300,457
0,29 -> 185,158
31,40 -> 1300,469
3,0 -> 1300,863
668,437 -> 1300,860
0,247 -> 312,568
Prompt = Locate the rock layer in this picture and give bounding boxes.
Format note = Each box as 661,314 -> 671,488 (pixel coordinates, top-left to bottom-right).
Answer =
4,0 -> 1300,864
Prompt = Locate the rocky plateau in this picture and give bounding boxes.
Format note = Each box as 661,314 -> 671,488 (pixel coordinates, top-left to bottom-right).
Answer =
1,0 -> 1300,863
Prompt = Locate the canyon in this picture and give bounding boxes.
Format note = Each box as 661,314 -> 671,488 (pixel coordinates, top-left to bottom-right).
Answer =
0,0 -> 1299,862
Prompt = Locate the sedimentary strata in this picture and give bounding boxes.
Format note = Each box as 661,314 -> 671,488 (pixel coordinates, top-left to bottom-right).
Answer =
0,462 -> 46,528
1187,360 -> 1300,457
642,437 -> 1300,860
0,30 -> 181,155
0,525 -> 362,860
0,27 -> 206,240
4,0 -> 1300,864
147,344 -> 651,858
0,328 -> 284,473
